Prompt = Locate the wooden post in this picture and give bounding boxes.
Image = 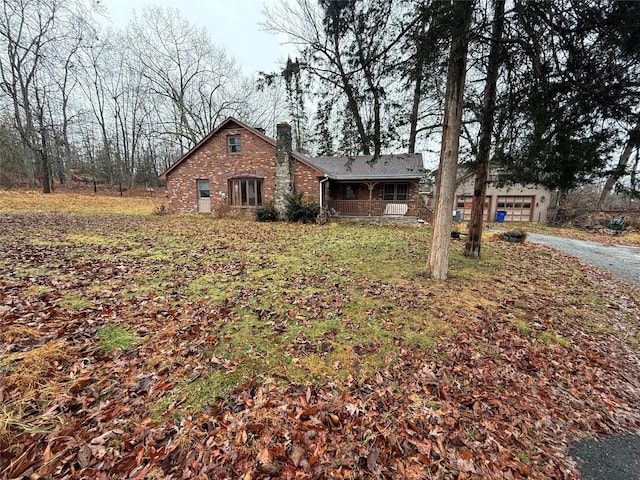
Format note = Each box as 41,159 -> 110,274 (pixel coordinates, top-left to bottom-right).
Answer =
365,182 -> 377,216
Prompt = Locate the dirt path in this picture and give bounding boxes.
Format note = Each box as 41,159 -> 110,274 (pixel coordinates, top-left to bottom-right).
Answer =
527,233 -> 640,286
527,232 -> 640,478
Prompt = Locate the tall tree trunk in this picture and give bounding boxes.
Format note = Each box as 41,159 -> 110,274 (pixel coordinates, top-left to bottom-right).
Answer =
464,0 -> 505,258
426,1 -> 474,280
408,48 -> 424,154
597,122 -> 639,209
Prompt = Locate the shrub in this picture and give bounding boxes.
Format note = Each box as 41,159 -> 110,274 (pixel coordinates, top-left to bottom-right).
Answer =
152,203 -> 168,215
256,202 -> 280,222
502,228 -> 527,243
284,193 -> 320,223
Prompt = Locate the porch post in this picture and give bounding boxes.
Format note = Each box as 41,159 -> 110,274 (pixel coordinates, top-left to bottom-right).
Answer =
367,182 -> 375,216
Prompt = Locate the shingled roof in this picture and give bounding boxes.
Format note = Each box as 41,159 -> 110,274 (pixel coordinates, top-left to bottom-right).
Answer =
304,154 -> 425,181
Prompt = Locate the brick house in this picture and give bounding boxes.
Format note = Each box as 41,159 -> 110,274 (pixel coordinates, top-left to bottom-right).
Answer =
160,117 -> 425,217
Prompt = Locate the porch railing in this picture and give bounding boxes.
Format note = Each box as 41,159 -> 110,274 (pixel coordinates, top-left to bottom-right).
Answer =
328,199 -> 430,219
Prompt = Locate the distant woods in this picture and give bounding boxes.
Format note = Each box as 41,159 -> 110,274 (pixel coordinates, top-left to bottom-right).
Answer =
0,0 -> 283,191
0,0 -> 639,204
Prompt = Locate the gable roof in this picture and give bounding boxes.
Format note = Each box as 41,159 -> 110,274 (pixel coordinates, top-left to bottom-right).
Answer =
159,117 -> 425,182
304,154 -> 425,181
159,117 -> 320,179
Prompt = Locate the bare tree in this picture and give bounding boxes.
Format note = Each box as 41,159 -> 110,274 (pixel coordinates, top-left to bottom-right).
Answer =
0,0 -> 62,192
0,0 -> 96,192
264,0 -> 414,157
126,6 -> 246,150
597,121 -> 639,209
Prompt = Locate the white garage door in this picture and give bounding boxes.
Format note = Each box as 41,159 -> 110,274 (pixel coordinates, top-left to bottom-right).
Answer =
496,196 -> 533,222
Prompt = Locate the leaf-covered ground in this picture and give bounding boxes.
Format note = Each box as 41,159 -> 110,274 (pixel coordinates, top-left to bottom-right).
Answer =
1,192 -> 639,479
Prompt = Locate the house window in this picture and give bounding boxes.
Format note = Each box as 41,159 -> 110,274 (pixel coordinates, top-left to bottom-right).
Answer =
383,183 -> 408,201
227,135 -> 241,153
346,185 -> 356,199
230,179 -> 263,206
197,179 -> 210,198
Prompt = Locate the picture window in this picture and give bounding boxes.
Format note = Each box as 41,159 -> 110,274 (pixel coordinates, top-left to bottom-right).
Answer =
229,179 -> 262,206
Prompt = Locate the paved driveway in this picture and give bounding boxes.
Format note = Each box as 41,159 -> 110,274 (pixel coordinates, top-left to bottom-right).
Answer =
526,232 -> 640,478
527,233 -> 640,286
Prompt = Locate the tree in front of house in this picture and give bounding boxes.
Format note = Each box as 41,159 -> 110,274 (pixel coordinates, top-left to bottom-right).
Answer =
492,0 -> 631,197
595,1 -> 640,208
426,0 -> 474,281
463,0 -> 505,258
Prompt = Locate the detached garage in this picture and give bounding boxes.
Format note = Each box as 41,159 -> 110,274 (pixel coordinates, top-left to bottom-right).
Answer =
452,170 -> 551,223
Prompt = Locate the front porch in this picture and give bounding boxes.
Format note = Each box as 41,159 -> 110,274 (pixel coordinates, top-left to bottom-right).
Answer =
322,179 -> 431,220
328,199 -> 423,217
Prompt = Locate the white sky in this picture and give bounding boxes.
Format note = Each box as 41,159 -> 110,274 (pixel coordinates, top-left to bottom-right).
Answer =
99,0 -> 294,76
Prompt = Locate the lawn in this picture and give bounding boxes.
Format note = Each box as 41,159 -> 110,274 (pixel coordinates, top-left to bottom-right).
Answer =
1,191 -> 639,479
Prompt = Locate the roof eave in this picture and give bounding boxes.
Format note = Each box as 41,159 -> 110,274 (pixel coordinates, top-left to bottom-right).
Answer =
329,175 -> 423,181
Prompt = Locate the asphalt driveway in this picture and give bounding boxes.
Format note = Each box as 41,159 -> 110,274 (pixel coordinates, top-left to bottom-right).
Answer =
527,233 -> 640,286
526,232 -> 640,478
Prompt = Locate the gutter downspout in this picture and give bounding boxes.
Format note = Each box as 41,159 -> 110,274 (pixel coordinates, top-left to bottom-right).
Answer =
319,175 -> 329,213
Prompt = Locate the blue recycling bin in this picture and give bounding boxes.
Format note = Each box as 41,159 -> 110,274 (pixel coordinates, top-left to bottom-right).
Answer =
496,210 -> 507,223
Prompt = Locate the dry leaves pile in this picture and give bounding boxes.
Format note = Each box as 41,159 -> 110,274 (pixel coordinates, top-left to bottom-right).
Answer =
1,212 -> 639,479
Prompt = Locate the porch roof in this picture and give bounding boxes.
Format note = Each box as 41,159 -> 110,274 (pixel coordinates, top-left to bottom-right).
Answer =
304,154 -> 425,181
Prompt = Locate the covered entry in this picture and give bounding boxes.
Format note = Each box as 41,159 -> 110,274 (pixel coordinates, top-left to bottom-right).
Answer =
327,181 -> 419,216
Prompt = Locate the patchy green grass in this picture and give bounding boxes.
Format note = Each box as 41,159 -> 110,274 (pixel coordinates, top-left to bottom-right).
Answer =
58,295 -> 94,310
97,326 -> 138,352
1,191 -> 639,478
538,331 -> 571,348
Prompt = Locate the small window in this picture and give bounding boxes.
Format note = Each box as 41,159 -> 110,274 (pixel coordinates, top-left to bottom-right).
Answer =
230,179 -> 263,206
346,185 -> 356,199
228,135 -> 241,153
383,183 -> 409,201
197,179 -> 210,198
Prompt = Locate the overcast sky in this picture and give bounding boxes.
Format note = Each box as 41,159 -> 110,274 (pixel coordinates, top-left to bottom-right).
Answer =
99,0 -> 294,76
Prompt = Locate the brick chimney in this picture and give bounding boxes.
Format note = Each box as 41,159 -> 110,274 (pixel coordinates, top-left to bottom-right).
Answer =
274,122 -> 293,214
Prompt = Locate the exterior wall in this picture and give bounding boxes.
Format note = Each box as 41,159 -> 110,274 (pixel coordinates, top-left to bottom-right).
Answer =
454,177 -> 552,223
166,126 -> 277,216
293,161 -> 322,201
